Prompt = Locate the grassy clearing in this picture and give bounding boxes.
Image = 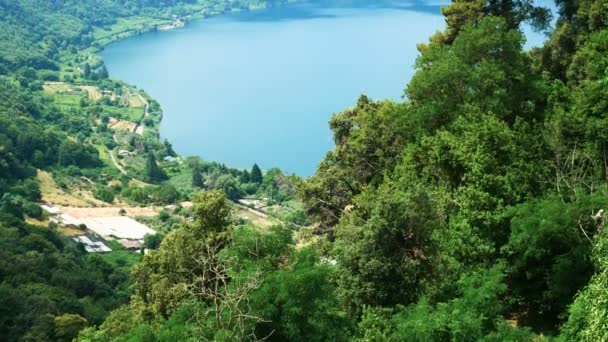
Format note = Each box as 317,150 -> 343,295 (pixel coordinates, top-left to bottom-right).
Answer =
42,81 -> 71,94
26,217 -> 50,227
53,93 -> 82,109
102,105 -> 144,122
123,154 -> 148,180
234,205 -> 281,229
80,85 -> 103,101
127,94 -> 146,108
58,225 -> 87,237
95,144 -> 113,165
109,118 -> 137,132
44,82 -> 105,102
166,168 -> 194,193
60,206 -> 161,219
100,244 -> 142,269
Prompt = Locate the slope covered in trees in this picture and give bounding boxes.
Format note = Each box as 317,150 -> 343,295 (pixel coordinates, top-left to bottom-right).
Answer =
300,0 -> 608,338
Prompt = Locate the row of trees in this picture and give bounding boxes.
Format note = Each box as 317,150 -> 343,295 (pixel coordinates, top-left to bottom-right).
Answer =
190,161 -> 297,203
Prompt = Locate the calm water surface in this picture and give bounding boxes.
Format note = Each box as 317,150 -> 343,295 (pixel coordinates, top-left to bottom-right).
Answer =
102,0 -> 551,175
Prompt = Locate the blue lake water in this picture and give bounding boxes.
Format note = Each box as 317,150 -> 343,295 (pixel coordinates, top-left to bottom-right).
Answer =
101,0 -> 552,176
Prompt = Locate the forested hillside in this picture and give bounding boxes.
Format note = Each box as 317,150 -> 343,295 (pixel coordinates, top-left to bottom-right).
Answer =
1,0 -> 608,341
0,0 -> 295,72
301,0 -> 608,339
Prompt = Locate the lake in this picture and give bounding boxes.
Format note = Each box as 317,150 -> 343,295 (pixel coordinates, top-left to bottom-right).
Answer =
101,0 -> 551,176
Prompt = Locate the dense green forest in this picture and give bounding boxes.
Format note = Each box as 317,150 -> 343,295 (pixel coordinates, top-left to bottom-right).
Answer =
1,0 -> 608,341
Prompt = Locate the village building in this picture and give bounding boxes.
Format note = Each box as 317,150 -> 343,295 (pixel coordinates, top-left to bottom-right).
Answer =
73,235 -> 112,253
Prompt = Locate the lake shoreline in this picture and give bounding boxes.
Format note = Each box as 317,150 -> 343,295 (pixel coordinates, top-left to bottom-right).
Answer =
91,2 -> 301,52
91,1 -> 308,174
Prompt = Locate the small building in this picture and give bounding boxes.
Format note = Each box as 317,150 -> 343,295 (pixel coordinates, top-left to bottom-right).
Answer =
238,198 -> 266,210
118,150 -> 135,157
118,239 -> 144,250
79,216 -> 156,240
73,235 -> 112,253
40,203 -> 61,216
164,156 -> 177,163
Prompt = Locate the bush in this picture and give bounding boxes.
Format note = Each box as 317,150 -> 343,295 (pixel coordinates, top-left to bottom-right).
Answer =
23,202 -> 44,220
94,187 -> 115,203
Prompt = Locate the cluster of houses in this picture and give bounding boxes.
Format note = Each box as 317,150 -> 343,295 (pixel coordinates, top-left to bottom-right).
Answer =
118,149 -> 179,164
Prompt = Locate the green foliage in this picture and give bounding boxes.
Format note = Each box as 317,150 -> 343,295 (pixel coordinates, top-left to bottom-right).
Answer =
302,96 -> 407,231
129,190 -> 232,320
214,174 -> 241,201
54,314 -> 88,342
505,194 -> 606,324
145,152 -> 166,183
559,229 -> 608,341
0,220 -> 130,341
333,184 -> 441,314
144,233 -> 163,250
3,0 -> 608,339
58,140 -> 101,168
150,184 -> 179,205
94,186 -> 115,203
191,165 -> 203,188
250,163 -> 263,184
356,264 -> 532,341
250,248 -> 353,341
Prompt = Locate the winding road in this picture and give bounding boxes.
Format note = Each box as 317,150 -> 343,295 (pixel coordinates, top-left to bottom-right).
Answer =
108,148 -> 127,176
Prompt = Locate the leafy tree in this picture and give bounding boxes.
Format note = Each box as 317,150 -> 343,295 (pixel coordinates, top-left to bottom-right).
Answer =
356,264 -> 535,341
145,151 -> 166,182
251,163 -> 263,184
144,233 -> 163,250
191,165 -> 204,188
302,97 -> 408,231
428,0 -> 551,46
83,63 -> 91,78
98,65 -> 108,79
129,190 -> 232,320
333,184 -> 441,314
0,219 -> 130,341
150,184 -> 179,205
57,140 -> 100,168
163,139 -> 176,157
94,186 -> 115,203
504,194 -> 606,325
560,229 -> 608,341
214,174 -> 241,201
54,314 -> 88,342
251,248 -> 353,341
